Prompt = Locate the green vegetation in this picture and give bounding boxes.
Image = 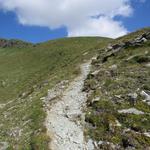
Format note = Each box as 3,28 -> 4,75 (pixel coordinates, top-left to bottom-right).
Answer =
115,27 -> 150,43
0,37 -> 111,149
84,28 -> 150,149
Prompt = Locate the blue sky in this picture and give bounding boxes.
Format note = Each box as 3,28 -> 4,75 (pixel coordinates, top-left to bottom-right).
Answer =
0,0 -> 149,43
116,0 -> 150,31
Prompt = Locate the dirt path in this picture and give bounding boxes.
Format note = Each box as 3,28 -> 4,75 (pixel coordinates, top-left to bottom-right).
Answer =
45,62 -> 91,150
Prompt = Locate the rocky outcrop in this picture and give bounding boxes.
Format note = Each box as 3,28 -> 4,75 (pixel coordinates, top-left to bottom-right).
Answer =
0,39 -> 31,48
101,32 -> 150,63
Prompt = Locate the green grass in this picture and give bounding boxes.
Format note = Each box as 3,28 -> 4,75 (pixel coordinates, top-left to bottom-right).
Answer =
0,37 -> 111,149
84,28 -> 150,149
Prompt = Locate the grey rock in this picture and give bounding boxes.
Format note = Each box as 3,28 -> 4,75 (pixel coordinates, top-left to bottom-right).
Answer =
87,139 -> 95,150
145,63 -> 150,68
140,90 -> 150,100
90,70 -> 99,76
0,142 -> 9,150
109,64 -> 117,70
128,93 -> 138,105
118,108 -> 144,115
140,91 -> 150,105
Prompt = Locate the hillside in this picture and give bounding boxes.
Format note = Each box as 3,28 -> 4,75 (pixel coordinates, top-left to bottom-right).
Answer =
84,28 -> 150,149
0,37 -> 111,149
0,27 -> 150,150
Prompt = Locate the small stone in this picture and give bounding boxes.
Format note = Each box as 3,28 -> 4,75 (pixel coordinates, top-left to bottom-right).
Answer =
90,70 -> 99,76
40,97 -> 45,100
87,139 -> 95,150
0,142 -> 9,150
109,64 -> 117,70
115,120 -> 122,127
91,97 -> 100,104
145,63 -> 150,68
144,132 -> 150,138
83,52 -> 88,56
118,108 -> 144,115
140,91 -> 150,101
128,93 -> 138,106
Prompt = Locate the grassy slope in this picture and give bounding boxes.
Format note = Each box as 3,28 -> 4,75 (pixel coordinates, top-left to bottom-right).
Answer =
0,37 -> 111,149
84,28 -> 150,149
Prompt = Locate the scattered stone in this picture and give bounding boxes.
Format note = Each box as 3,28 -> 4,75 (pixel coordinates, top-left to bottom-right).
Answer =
0,104 -> 6,109
112,44 -> 121,50
118,108 -> 144,115
98,141 -> 120,149
106,46 -> 112,52
9,127 -> 22,138
1,81 -> 6,87
91,97 -> 100,104
122,137 -> 135,149
128,93 -> 138,106
145,63 -> 150,68
109,64 -> 117,70
126,55 -> 137,61
0,142 -> 9,150
115,120 -> 122,127
87,139 -> 95,150
144,132 -> 150,138
83,52 -> 88,56
90,70 -> 99,77
0,39 -> 31,48
115,95 -> 122,99
140,91 -> 150,101
101,31 -> 150,63
140,90 -> 150,105
45,62 -> 92,150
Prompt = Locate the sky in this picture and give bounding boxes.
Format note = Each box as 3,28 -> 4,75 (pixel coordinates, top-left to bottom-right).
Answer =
0,0 -> 149,43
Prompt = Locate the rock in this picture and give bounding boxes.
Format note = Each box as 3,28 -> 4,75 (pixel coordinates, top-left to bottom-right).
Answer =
102,52 -> 115,63
141,37 -> 148,42
90,97 -> 100,105
122,137 -> 135,149
102,31 -> 150,63
98,141 -> 104,145
144,132 -> 150,138
0,39 -> 30,48
140,90 -> 150,101
0,142 -> 9,150
145,63 -> 150,68
115,120 -> 122,127
91,58 -> 98,65
111,44 -> 122,50
91,70 -> 99,76
109,64 -> 118,70
1,81 -> 6,87
40,97 -> 45,100
87,139 -> 95,150
128,93 -> 138,106
98,141 -> 120,150
145,32 -> 150,39
118,108 -> 144,115
83,52 -> 88,56
124,41 -> 133,47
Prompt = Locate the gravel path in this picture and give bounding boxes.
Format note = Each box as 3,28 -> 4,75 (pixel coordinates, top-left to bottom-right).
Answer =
45,62 -> 91,150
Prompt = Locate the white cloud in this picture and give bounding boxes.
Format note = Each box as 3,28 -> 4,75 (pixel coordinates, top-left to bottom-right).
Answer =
0,0 -> 136,38
68,17 -> 128,38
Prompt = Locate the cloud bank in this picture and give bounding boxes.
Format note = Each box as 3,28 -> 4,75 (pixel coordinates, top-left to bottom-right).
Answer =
0,0 -> 135,38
